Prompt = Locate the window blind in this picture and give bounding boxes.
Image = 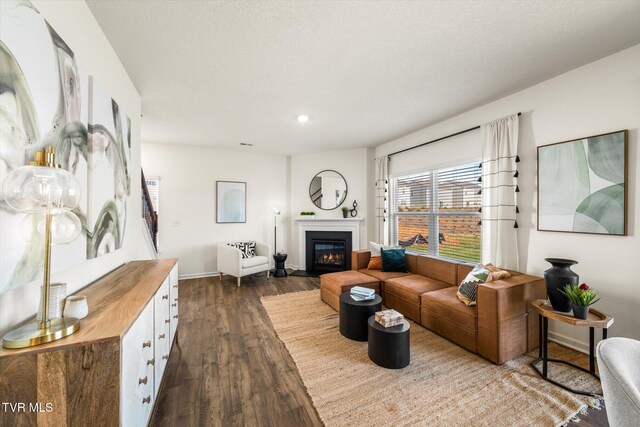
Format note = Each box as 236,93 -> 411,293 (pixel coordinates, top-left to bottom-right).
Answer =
390,162 -> 481,263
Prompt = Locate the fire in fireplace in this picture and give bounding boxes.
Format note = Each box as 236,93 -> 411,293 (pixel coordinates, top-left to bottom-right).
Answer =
305,231 -> 352,274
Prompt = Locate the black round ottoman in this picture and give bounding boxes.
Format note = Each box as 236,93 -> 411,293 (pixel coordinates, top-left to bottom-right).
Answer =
339,292 -> 382,341
367,316 -> 410,369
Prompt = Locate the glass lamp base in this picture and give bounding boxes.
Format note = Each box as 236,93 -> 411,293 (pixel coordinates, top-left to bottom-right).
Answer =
2,317 -> 80,349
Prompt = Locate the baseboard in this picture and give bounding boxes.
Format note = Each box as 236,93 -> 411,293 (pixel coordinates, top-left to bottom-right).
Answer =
178,271 -> 219,280
548,330 -> 589,355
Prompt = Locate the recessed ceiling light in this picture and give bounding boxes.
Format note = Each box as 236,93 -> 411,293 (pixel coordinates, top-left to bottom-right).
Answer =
297,115 -> 309,123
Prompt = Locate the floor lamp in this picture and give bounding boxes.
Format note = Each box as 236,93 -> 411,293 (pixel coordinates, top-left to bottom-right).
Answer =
272,207 -> 281,255
2,147 -> 83,348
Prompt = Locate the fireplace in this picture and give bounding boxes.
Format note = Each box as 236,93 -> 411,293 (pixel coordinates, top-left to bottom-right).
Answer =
305,231 -> 352,274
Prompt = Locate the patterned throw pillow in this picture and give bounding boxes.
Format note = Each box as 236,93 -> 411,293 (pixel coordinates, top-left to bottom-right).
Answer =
227,241 -> 256,258
457,265 -> 493,306
367,256 -> 382,270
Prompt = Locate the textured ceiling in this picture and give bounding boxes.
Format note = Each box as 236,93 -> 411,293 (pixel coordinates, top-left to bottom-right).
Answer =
86,0 -> 640,155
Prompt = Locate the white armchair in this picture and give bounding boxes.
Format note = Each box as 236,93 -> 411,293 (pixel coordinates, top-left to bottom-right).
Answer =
217,242 -> 271,287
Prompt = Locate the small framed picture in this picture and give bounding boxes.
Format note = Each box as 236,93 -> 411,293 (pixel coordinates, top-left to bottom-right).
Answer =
216,181 -> 246,223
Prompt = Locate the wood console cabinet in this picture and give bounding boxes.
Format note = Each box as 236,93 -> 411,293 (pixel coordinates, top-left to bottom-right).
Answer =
0,259 -> 179,427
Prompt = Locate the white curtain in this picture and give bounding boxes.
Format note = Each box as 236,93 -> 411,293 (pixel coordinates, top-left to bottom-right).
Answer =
374,156 -> 389,245
480,114 -> 520,270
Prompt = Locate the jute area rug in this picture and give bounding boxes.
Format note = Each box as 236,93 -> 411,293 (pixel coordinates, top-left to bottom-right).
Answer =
261,289 -> 602,427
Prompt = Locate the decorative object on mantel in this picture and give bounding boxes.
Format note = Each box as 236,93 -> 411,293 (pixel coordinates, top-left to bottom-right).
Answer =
216,181 -> 246,223
341,206 -> 349,218
538,130 -> 628,235
309,169 -> 348,210
300,211 -> 316,218
1,146 -> 83,348
63,295 -> 89,320
560,283 -> 600,320
543,258 -> 578,313
349,199 -> 358,217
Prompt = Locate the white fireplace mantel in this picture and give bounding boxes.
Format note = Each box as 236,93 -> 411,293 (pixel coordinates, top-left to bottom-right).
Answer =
294,217 -> 364,270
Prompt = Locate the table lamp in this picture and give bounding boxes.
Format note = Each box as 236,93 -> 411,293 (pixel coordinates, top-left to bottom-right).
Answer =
2,146 -> 82,348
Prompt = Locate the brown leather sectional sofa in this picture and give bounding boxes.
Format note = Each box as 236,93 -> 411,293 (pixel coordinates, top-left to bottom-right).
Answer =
347,249 -> 546,364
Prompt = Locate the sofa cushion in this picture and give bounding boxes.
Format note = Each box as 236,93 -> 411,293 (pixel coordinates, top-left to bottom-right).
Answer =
416,256 -> 457,285
381,248 -> 407,272
359,269 -> 411,282
320,270 -> 381,311
421,287 -> 476,332
242,255 -> 268,268
385,274 -> 451,305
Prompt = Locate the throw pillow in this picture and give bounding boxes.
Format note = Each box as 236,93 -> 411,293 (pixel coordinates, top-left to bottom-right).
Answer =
457,264 -> 493,306
367,256 -> 382,270
369,241 -> 401,257
484,263 -> 511,281
380,248 -> 407,272
227,241 -> 256,259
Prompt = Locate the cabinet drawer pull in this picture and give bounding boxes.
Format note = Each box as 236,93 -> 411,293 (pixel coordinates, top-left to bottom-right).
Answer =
142,395 -> 151,404
173,285 -> 178,288
139,376 -> 148,385
142,340 -> 151,348
162,354 -> 169,361
165,319 -> 170,324
158,333 -> 165,339
147,358 -> 155,366
173,298 -> 178,302
162,294 -> 169,300
172,303 -> 177,307
173,315 -> 178,319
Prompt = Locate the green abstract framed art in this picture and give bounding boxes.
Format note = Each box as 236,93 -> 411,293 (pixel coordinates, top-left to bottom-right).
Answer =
537,130 -> 628,235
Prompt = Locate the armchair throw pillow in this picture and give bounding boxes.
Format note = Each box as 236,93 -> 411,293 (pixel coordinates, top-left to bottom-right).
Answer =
227,241 -> 256,259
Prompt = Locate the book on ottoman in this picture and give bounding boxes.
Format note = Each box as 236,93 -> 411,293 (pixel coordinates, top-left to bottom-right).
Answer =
375,309 -> 404,328
350,286 -> 375,297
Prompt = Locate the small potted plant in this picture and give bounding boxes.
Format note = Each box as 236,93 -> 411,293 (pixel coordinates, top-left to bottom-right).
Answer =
341,206 -> 349,218
300,211 -> 315,218
559,283 -> 600,319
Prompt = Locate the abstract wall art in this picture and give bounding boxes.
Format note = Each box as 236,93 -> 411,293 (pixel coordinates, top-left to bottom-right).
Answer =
537,130 -> 628,235
0,0 -> 89,293
0,0 -> 132,294
87,78 -> 132,258
216,181 -> 246,223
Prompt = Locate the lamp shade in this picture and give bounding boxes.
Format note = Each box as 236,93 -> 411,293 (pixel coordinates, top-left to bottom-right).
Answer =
2,166 -> 81,212
20,211 -> 82,245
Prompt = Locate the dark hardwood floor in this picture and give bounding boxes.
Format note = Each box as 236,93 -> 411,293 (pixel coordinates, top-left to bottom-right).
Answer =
150,273 -> 608,427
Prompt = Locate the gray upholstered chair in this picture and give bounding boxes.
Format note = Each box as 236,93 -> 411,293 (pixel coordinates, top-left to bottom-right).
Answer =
596,337 -> 640,427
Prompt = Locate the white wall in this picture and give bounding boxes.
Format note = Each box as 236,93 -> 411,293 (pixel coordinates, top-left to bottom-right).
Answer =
288,147 -> 374,267
142,142 -> 289,278
375,44 -> 640,351
0,0 -> 147,336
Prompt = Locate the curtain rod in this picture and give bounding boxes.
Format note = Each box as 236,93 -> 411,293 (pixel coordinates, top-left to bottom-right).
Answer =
387,112 -> 522,159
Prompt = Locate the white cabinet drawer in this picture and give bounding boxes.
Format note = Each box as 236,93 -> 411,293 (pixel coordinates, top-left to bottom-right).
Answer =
153,278 -> 171,396
121,301 -> 155,427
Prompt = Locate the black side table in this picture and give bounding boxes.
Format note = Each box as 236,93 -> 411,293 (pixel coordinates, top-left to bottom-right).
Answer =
273,253 -> 288,277
368,316 -> 410,369
339,292 -> 382,341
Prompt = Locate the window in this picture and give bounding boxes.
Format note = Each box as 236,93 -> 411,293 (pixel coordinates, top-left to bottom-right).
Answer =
390,162 -> 481,263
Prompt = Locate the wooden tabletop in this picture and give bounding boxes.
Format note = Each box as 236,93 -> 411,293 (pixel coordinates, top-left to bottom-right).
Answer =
0,258 -> 177,357
530,299 -> 614,328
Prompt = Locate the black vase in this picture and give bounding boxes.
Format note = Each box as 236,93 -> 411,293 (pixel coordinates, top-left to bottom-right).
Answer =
544,258 -> 578,313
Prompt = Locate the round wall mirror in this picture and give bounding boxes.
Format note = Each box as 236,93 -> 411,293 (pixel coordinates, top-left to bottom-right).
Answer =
309,170 -> 348,210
